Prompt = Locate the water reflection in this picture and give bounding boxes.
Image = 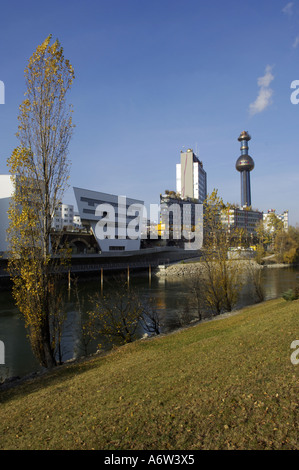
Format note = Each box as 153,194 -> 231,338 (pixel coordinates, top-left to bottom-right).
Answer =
0,266 -> 298,381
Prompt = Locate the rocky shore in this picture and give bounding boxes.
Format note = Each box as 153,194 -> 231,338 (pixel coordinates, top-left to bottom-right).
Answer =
155,259 -> 291,277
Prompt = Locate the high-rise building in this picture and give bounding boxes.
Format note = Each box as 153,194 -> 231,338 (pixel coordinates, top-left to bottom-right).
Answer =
235,131 -> 255,207
176,149 -> 207,203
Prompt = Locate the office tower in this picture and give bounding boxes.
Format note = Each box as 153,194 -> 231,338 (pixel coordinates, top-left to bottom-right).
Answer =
176,149 -> 207,203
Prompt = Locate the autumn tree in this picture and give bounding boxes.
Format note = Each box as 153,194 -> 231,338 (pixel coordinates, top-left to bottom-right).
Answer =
7,36 -> 75,368
265,212 -> 284,235
256,214 -> 299,264
200,189 -> 245,315
274,226 -> 299,264
259,212 -> 283,252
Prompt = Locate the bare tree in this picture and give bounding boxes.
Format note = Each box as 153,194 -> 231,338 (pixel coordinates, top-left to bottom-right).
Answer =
246,262 -> 265,303
83,281 -> 145,347
188,275 -> 206,321
139,298 -> 163,336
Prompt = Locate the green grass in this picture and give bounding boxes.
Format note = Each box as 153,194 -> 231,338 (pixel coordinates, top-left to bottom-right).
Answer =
0,298 -> 298,450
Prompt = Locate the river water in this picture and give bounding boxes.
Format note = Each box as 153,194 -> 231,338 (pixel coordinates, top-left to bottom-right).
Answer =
0,265 -> 298,381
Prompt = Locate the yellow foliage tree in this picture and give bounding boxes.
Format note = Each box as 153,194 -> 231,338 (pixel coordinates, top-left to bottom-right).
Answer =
7,36 -> 75,368
274,227 -> 299,264
200,189 -> 245,314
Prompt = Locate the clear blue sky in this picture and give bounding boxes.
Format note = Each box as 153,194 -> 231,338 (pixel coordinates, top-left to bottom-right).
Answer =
0,0 -> 299,225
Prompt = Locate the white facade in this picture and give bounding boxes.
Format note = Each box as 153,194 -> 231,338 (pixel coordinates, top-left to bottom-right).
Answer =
193,160 -> 207,202
176,164 -> 181,194
0,174 -> 83,253
176,149 -> 207,203
52,203 -> 82,230
263,209 -> 289,232
74,187 -> 144,252
73,213 -> 83,229
277,210 -> 289,231
0,175 -> 15,253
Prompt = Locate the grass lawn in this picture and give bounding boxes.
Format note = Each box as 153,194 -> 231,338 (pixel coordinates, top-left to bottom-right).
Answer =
0,298 -> 298,450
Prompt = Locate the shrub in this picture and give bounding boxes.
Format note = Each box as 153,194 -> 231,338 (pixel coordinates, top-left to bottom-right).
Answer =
282,288 -> 299,301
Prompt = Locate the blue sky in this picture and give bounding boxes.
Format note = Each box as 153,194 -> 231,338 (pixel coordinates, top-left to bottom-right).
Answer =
0,0 -> 299,225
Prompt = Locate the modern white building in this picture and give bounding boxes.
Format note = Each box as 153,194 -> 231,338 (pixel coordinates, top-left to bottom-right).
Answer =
176,149 -> 207,203
277,210 -> 289,231
52,203 -> 82,230
263,209 -> 289,232
74,187 -> 144,252
0,175 -> 15,253
73,213 -> 83,229
0,174 -> 84,253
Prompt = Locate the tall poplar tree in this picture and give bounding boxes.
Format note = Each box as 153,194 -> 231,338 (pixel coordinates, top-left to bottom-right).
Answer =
7,36 -> 75,368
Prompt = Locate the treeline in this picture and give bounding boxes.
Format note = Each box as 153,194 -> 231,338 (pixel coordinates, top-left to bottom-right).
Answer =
272,226 -> 299,264
256,213 -> 299,264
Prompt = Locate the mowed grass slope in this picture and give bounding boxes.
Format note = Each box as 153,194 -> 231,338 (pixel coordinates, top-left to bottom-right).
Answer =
0,298 -> 298,450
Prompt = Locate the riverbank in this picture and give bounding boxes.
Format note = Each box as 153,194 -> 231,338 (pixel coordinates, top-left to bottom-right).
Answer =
0,297 -> 298,450
156,259 -> 292,277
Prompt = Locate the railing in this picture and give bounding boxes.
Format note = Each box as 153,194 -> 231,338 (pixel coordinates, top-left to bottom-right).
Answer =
0,259 -> 171,278
68,259 -> 170,273
0,250 -> 200,278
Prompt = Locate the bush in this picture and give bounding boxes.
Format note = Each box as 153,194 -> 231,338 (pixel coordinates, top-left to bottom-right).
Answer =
282,288 -> 299,301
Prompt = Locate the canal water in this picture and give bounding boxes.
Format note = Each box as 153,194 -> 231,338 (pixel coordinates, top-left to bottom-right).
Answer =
0,265 -> 298,381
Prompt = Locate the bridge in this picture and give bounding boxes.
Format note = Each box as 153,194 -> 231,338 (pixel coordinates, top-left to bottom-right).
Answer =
0,248 -> 201,279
